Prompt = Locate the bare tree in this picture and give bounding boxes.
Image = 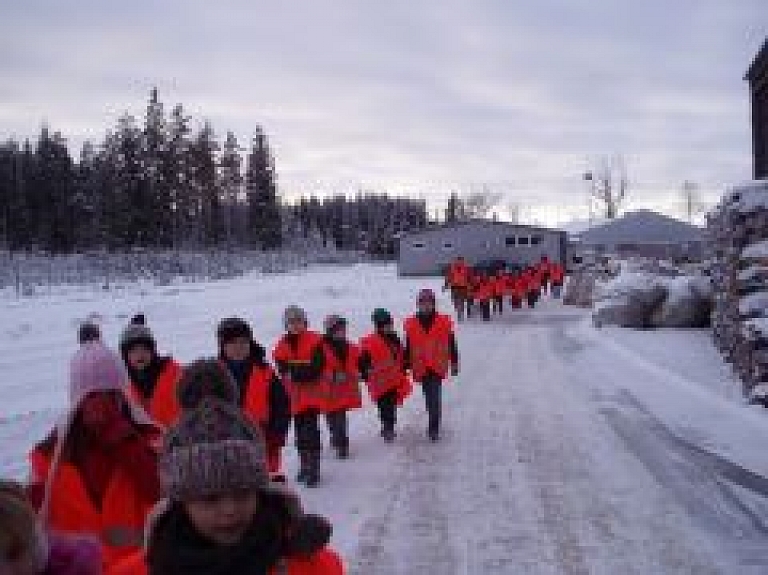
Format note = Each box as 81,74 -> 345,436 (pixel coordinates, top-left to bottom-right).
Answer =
586,155 -> 628,220
506,202 -> 521,224
680,180 -> 702,223
462,186 -> 503,219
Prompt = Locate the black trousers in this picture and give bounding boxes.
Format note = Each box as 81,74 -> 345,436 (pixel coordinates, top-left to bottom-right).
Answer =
377,390 -> 397,428
420,374 -> 442,434
480,300 -> 491,321
492,296 -> 503,314
325,409 -> 349,448
294,410 -> 321,451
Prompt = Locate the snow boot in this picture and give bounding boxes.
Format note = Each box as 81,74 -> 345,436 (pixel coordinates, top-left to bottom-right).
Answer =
296,450 -> 311,484
305,450 -> 321,487
335,441 -> 350,459
381,422 -> 396,442
428,428 -> 440,442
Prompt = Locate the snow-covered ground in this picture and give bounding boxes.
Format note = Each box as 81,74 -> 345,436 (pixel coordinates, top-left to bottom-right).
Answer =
2,264 -> 767,573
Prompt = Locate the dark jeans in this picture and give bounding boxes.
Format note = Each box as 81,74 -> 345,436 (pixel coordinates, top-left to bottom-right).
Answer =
325,409 -> 349,448
420,374 -> 442,434
294,410 -> 321,451
377,390 -> 397,428
480,300 -> 491,321
492,296 -> 503,314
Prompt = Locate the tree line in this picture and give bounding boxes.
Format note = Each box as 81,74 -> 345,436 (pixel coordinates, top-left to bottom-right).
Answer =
0,88 -> 428,256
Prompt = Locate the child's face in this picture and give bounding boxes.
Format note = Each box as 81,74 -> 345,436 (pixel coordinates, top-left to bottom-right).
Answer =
222,337 -> 251,362
184,490 -> 260,546
126,344 -> 153,371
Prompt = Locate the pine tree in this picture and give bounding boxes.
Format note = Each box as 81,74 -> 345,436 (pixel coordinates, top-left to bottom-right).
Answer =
189,121 -> 220,245
33,126 -> 76,252
165,104 -> 192,247
219,131 -> 243,248
245,127 -> 282,249
143,88 -> 172,246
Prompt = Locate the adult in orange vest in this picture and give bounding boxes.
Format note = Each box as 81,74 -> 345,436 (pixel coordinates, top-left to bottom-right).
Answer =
216,317 -> 291,478
524,267 -> 541,308
404,289 -> 459,441
120,314 -> 183,428
538,256 -> 551,294
445,256 -> 471,322
474,274 -> 494,321
107,400 -> 343,575
492,270 -> 506,316
359,308 -> 412,442
272,306 -> 327,487
321,315 -> 362,459
28,343 -> 163,569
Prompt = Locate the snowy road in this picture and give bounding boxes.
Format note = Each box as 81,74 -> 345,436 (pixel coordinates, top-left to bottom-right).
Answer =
2,265 -> 768,573
339,307 -> 768,574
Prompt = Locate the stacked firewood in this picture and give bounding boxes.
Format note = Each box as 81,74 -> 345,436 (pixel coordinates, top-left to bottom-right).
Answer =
708,181 -> 768,404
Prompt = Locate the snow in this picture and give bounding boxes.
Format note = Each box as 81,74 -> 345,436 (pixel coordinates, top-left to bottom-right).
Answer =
738,291 -> 768,317
718,181 -> 768,215
742,239 -> 768,260
2,263 -> 768,572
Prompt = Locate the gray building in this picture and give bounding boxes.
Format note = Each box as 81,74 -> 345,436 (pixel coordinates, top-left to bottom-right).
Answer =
397,220 -> 567,276
572,210 -> 706,262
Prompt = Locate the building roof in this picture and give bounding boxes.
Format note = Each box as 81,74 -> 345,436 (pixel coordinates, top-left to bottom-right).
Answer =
745,38 -> 768,84
400,219 -> 565,240
575,210 -> 705,246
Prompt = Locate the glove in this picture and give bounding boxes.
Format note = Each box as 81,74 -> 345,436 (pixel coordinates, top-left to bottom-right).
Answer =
451,365 -> 459,377
283,514 -> 333,555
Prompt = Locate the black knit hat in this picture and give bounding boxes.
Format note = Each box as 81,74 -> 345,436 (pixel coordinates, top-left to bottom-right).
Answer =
216,317 -> 253,344
119,314 -> 156,354
78,321 -> 101,344
371,308 -> 392,327
176,359 -> 239,411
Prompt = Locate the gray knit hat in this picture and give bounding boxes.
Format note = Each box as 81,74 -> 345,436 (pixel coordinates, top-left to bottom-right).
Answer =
283,305 -> 308,329
119,314 -> 155,354
160,399 -> 269,501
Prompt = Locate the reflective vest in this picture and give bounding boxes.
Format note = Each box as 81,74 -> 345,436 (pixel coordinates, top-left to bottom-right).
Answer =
446,261 -> 470,288
107,547 -> 345,575
359,333 -> 412,404
404,314 -> 454,382
493,276 -> 506,297
474,279 -> 494,302
321,341 -> 362,412
273,331 -> 329,415
30,449 -> 155,569
241,363 -> 276,426
550,263 -> 565,285
128,359 -> 182,428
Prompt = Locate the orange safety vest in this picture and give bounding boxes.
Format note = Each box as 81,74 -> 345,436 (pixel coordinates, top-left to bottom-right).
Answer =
30,449 -> 156,569
240,363 -> 277,426
107,547 -> 345,575
321,341 -> 363,412
359,333 -> 412,404
404,314 -> 454,382
492,276 -> 506,297
550,263 -> 565,284
273,331 -> 329,415
446,261 -> 470,288
128,359 -> 182,428
474,279 -> 494,302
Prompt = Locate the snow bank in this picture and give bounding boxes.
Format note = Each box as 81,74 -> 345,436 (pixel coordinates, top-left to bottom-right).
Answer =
741,239 -> 768,260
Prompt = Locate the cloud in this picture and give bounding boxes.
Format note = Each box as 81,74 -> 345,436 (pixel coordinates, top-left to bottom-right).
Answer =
0,0 -> 766,224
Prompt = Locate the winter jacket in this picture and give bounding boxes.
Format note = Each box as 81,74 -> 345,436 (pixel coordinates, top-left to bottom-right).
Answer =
550,263 -> 565,285
29,423 -> 162,569
273,331 -> 328,415
127,357 -> 182,428
404,313 -> 458,382
358,331 -> 412,404
320,337 -> 363,412
446,260 -> 470,288
107,498 -> 343,575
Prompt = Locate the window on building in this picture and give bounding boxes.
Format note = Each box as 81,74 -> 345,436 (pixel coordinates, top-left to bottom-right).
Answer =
531,236 -> 542,246
443,242 -> 454,250
517,236 -> 530,246
412,242 -> 426,249
505,236 -> 516,246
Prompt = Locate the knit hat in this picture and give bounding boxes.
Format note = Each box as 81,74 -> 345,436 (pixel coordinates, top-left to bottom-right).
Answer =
283,306 -> 308,328
417,288 -> 436,304
371,308 -> 392,327
160,400 -> 270,501
69,342 -> 129,407
216,317 -> 253,344
0,480 -> 48,571
176,359 -> 239,411
77,321 -> 101,345
119,314 -> 156,355
323,314 -> 347,334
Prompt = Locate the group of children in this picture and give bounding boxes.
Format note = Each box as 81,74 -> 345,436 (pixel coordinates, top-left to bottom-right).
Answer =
445,256 -> 566,321
1,288 -> 459,574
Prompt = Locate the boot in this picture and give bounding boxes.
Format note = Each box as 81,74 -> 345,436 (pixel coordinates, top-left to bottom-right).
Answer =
335,438 -> 349,459
296,450 -> 311,484
305,450 -> 321,488
381,422 -> 396,442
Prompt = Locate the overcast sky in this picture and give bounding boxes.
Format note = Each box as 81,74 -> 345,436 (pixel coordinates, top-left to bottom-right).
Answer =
1,0 -> 766,225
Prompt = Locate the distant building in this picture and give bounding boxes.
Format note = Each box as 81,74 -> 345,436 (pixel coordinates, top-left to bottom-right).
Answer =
397,220 -> 567,276
572,210 -> 706,262
746,38 -> 768,180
